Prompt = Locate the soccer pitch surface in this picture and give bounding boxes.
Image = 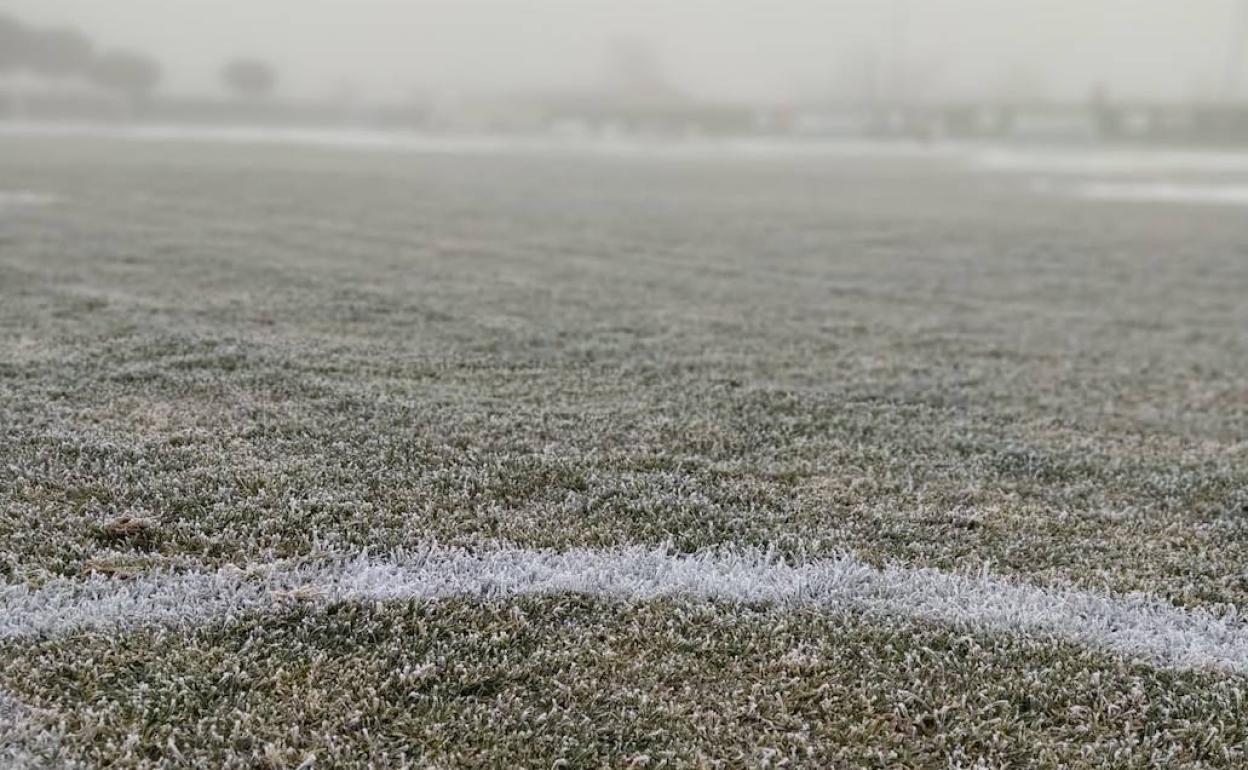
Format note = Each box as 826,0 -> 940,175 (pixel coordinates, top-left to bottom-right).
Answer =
2,133 -> 1247,768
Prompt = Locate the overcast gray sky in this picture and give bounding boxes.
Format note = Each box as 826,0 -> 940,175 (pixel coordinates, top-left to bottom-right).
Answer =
4,0 -> 1245,103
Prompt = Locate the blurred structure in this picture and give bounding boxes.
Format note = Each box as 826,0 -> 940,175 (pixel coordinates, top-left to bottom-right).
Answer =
424,39 -> 761,138
222,59 -> 278,100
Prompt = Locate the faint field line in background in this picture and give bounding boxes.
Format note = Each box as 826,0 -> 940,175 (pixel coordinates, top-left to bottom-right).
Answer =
1028,177 -> 1248,207
1068,181 -> 1248,206
10,123 -> 1248,176
0,122 -> 964,160
975,147 -> 1248,175
3,543 -> 1248,674
0,191 -> 60,209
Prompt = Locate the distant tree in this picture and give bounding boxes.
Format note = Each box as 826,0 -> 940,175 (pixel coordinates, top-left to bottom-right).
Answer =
222,58 -> 277,99
0,14 -> 31,74
26,26 -> 94,79
90,50 -> 162,100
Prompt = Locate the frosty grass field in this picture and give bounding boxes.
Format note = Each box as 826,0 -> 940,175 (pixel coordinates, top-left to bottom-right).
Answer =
2,131 -> 1248,768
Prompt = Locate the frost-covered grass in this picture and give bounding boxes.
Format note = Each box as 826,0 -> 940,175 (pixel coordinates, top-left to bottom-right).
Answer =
2,135 -> 1247,767
4,599 -> 1247,769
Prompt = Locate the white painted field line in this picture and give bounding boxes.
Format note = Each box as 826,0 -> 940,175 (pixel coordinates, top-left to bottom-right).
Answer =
3,544 -> 1247,674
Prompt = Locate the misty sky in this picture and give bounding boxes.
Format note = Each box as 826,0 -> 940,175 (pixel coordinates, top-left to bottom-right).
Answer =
5,0 -> 1245,103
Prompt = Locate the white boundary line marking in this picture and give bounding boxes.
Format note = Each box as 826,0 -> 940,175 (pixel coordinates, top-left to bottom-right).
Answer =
2,543 -> 1247,674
